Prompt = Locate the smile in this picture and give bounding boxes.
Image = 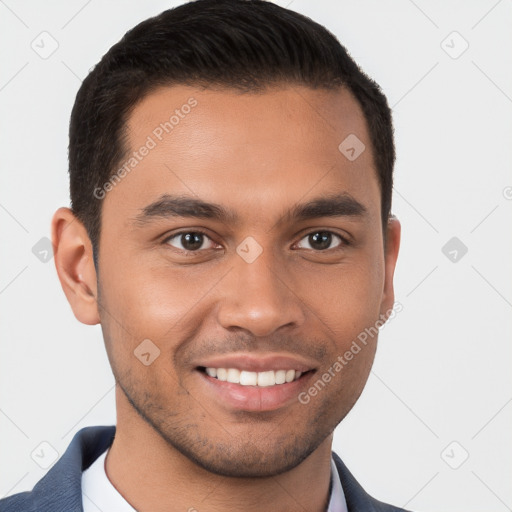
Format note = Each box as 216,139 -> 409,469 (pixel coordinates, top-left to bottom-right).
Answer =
203,367 -> 303,387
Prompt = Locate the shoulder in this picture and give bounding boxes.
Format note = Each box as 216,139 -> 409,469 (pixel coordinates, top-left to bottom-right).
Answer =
0,491 -> 33,512
332,451 -> 413,512
0,425 -> 116,512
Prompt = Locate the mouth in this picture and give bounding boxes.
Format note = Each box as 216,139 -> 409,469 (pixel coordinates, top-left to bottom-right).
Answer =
195,363 -> 316,412
198,367 -> 307,387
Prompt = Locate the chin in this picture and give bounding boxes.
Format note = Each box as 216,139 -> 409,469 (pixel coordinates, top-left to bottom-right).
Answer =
178,445 -> 314,478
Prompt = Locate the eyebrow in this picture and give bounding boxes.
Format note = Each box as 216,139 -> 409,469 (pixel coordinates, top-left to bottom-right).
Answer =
283,192 -> 367,225
132,192 -> 367,227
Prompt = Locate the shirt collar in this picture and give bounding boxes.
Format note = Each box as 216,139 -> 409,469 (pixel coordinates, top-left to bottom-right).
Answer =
327,456 -> 348,512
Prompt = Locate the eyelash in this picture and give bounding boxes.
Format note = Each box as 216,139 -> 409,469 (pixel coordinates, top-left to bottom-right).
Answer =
161,229 -> 351,254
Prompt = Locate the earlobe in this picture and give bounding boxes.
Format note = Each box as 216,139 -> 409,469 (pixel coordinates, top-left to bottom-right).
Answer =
51,207 -> 100,325
380,215 -> 401,319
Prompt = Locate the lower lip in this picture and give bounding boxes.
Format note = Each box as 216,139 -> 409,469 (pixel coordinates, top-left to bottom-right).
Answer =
197,370 -> 314,412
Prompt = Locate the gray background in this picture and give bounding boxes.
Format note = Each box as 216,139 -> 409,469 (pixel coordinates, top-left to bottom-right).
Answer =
1,1 -> 511,510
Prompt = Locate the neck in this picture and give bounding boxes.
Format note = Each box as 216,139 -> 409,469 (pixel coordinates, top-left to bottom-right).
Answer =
105,387 -> 334,512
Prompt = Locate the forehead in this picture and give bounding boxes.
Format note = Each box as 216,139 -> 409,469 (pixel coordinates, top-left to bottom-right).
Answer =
104,84 -> 380,228
127,84 -> 370,161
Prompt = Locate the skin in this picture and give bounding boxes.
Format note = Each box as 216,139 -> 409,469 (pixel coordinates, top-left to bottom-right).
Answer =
52,84 -> 400,512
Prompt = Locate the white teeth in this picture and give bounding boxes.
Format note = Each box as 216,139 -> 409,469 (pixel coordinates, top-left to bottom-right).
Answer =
226,368 -> 240,384
275,370 -> 286,385
205,367 -> 217,378
257,371 -> 275,387
240,370 -> 257,386
205,368 -> 304,386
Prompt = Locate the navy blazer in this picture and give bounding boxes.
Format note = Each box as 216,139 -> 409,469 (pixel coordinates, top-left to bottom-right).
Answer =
0,426 -> 410,512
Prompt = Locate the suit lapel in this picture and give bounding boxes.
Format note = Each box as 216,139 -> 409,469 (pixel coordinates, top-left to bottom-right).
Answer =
30,425 -> 116,512
332,452 -> 378,512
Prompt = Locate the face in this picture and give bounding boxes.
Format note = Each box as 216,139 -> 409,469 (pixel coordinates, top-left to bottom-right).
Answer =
93,85 -> 398,477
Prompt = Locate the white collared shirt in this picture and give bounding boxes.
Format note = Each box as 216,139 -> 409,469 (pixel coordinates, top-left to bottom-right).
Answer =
328,456 -> 348,512
82,448 -> 348,512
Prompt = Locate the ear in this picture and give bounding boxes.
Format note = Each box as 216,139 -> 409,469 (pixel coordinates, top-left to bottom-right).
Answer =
380,215 -> 401,318
51,207 -> 100,325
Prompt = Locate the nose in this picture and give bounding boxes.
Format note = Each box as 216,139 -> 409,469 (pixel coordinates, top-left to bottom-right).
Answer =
215,245 -> 306,338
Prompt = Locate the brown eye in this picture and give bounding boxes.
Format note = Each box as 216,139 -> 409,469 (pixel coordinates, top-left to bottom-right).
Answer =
296,231 -> 344,251
165,231 -> 215,252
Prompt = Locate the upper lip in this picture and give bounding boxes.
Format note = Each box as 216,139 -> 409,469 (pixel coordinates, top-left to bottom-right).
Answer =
196,353 -> 317,373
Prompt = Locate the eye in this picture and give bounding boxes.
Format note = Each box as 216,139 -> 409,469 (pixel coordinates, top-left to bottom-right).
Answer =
164,231 -> 217,252
295,231 -> 347,251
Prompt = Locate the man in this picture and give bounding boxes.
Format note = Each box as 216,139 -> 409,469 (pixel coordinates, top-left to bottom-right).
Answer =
0,0 -> 405,510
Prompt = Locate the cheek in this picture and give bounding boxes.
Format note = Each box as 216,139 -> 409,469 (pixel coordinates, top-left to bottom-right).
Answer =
99,253 -> 212,331
297,250 -> 385,338
97,256 -> 225,379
